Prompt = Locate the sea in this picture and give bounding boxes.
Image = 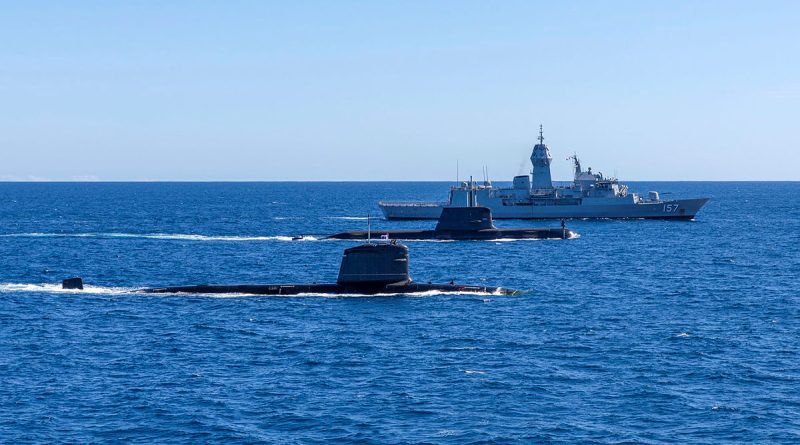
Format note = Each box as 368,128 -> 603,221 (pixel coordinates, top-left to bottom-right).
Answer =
0,181 -> 798,444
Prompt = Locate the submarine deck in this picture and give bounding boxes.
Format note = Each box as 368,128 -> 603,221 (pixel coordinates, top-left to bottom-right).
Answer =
138,282 -> 517,295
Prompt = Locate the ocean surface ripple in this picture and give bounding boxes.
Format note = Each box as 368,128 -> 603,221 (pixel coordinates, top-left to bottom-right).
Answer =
0,182 -> 798,444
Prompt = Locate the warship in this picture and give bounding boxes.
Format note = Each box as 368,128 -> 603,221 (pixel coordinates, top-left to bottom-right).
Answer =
326,206 -> 576,241
379,126 -> 709,220
61,242 -> 517,295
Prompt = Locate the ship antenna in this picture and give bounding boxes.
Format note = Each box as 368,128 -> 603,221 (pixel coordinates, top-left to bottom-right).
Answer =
538,124 -> 544,144
469,175 -> 474,207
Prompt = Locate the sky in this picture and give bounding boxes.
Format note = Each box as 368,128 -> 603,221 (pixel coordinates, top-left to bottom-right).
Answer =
1,1 -> 798,181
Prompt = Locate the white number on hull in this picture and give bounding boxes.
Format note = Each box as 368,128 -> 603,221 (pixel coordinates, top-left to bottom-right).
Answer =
663,204 -> 679,212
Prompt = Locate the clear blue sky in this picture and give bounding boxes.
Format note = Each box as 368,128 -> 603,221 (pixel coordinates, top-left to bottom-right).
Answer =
1,1 -> 798,181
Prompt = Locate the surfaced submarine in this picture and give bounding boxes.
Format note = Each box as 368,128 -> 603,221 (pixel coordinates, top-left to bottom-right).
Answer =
62,242 -> 518,295
326,207 -> 576,241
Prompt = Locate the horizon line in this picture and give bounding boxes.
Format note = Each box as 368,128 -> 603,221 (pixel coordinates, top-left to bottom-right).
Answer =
0,179 -> 798,183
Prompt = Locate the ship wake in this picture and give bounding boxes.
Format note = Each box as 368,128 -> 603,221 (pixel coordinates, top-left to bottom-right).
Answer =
0,233 -> 319,242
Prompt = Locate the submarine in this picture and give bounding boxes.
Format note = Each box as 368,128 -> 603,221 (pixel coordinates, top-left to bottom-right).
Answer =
326,206 -> 576,241
62,242 -> 518,295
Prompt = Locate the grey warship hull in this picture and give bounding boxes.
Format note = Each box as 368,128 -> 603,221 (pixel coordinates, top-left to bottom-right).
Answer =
380,198 -> 709,220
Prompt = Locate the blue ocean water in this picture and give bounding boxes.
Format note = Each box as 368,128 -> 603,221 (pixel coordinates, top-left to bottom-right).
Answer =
0,181 -> 798,444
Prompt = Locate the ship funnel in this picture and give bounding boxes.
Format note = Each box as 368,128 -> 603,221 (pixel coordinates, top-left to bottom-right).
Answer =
513,175 -> 531,190
337,243 -> 410,285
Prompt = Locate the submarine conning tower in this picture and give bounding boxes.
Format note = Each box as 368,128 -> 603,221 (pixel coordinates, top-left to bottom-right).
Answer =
337,243 -> 410,286
435,207 -> 496,231
530,124 -> 553,190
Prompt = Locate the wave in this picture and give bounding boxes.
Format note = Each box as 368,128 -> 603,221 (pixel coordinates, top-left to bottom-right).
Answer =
0,233 -> 318,242
0,282 -> 133,295
327,216 -> 370,220
0,283 -> 504,298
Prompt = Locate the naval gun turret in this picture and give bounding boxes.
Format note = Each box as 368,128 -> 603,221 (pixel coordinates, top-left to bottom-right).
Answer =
62,242 -> 518,295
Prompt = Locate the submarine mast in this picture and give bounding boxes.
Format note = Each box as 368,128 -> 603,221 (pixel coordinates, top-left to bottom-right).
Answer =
530,124 -> 553,191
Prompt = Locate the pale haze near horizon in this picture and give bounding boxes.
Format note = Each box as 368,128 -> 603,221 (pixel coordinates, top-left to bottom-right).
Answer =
1,1 -> 798,182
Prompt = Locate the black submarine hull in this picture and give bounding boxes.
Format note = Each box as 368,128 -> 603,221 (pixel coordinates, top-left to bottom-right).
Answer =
326,207 -> 576,240
326,228 -> 574,240
139,283 -> 517,295
62,241 -> 519,296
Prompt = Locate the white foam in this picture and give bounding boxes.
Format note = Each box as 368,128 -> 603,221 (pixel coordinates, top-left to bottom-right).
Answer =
0,233 -> 318,242
435,429 -> 458,437
491,238 -> 544,243
0,282 -> 133,295
287,235 -> 319,241
328,216 -> 369,220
